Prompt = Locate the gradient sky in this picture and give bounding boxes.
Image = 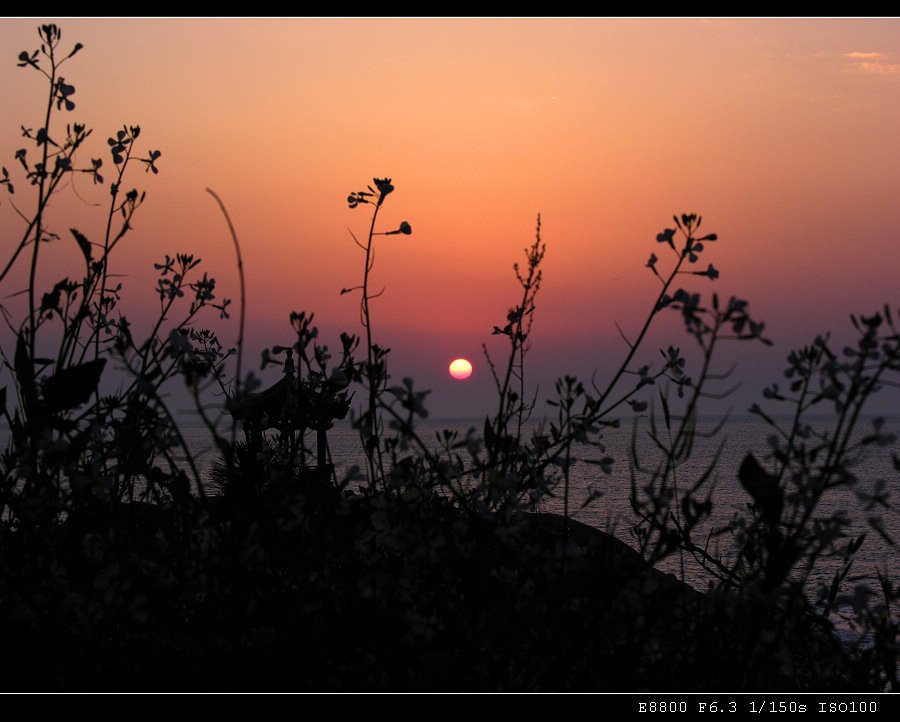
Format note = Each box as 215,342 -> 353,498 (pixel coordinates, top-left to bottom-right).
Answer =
2,17 -> 899,422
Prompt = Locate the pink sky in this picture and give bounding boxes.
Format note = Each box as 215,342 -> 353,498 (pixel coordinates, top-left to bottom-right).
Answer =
2,17 -> 899,420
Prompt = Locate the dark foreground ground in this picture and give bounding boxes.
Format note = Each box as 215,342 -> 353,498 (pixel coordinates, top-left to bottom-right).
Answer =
0,481 -> 885,692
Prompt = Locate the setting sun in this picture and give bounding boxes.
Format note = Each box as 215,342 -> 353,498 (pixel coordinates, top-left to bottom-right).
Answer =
449,358 -> 473,380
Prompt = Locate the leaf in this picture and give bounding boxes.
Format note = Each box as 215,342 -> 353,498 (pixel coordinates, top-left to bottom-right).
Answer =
13,332 -> 40,418
41,358 -> 106,413
660,389 -> 671,432
738,453 -> 783,527
40,291 -> 60,317
484,416 -> 496,449
70,227 -> 92,265
14,332 -> 33,391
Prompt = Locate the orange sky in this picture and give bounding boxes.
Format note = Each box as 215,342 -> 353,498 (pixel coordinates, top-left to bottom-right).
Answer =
2,17 -> 899,420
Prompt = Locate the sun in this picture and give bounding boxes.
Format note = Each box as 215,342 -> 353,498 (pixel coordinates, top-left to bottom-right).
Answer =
449,358 -> 473,380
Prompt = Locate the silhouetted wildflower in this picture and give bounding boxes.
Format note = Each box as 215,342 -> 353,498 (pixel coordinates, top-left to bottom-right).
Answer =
374,177 -> 394,197
657,227 -> 676,249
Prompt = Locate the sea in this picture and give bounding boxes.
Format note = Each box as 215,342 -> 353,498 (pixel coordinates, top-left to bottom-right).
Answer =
181,412 -> 900,593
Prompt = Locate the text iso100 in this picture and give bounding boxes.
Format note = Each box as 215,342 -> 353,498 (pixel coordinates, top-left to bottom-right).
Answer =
817,701 -> 877,713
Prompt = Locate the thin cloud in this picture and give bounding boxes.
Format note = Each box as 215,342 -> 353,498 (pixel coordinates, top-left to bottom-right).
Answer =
844,51 -> 900,74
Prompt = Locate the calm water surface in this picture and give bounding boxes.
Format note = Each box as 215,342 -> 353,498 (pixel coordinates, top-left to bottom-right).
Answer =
184,412 -> 899,597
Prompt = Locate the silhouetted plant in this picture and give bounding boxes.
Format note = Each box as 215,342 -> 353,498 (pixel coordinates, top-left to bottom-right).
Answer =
1,27 -> 234,686
626,216 -> 771,578
730,311 -> 900,684
343,178 -> 412,486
